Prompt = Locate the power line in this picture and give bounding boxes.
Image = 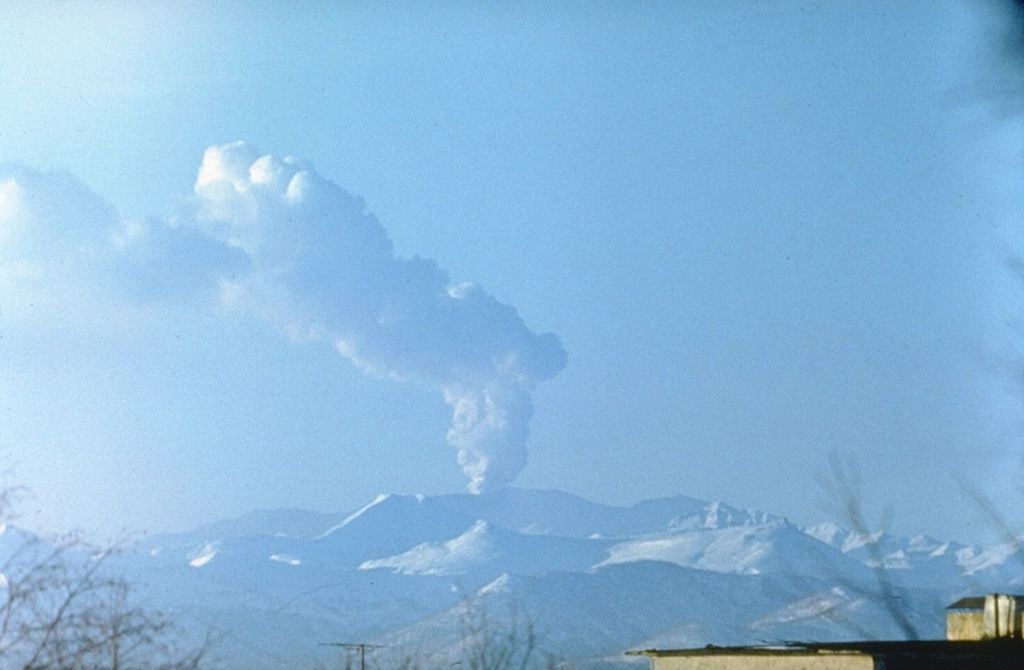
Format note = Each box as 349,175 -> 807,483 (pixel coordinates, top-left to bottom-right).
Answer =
319,642 -> 387,670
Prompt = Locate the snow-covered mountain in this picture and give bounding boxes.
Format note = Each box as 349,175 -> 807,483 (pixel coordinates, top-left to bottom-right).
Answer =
5,488 -> 1023,670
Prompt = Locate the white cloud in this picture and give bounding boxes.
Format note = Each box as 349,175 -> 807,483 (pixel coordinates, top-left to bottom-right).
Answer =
0,162 -> 246,342
0,144 -> 566,492
187,142 -> 566,490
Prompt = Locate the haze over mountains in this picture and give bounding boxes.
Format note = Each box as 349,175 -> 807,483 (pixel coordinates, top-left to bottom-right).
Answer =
6,488 -> 1022,670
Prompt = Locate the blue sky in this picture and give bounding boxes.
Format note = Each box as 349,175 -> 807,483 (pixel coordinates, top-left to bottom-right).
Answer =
1,1 -> 1023,544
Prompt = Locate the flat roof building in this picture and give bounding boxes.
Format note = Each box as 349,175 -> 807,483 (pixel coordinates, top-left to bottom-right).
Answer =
946,594 -> 1024,641
630,594 -> 1024,670
635,640 -> 1024,670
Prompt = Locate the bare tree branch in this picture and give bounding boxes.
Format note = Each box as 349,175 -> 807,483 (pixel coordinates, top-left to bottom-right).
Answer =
457,592 -> 539,670
816,452 -> 919,640
0,487 -> 217,670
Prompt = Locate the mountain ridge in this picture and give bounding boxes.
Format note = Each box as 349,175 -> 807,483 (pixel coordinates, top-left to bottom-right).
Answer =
7,487 -> 1022,670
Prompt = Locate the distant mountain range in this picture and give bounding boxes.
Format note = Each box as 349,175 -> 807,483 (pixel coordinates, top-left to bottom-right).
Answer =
5,488 -> 1022,670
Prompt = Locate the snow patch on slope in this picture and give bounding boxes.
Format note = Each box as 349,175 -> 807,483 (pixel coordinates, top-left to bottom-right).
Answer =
595,521 -> 852,582
360,520 -> 497,575
749,587 -> 859,628
957,540 -> 1024,575
320,493 -> 394,537
188,542 -> 219,568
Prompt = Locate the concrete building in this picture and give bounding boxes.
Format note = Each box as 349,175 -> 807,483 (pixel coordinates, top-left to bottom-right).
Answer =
635,640 -> 1024,670
631,594 -> 1024,670
946,594 -> 1023,641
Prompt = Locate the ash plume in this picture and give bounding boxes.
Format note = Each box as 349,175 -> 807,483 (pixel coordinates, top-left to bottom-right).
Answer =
189,142 -> 566,492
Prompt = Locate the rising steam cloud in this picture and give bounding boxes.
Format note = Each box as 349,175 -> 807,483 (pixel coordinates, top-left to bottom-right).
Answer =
188,142 -> 566,492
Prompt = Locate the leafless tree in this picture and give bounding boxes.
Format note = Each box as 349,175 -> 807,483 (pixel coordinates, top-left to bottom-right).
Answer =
0,488 -> 215,670
457,592 -> 540,670
816,453 -> 919,640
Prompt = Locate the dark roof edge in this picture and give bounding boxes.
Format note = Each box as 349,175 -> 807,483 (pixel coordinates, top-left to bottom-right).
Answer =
947,595 -> 1024,610
628,639 -> 1024,657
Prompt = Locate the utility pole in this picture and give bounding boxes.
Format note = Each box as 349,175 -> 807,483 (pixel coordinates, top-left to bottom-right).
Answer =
319,642 -> 387,670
